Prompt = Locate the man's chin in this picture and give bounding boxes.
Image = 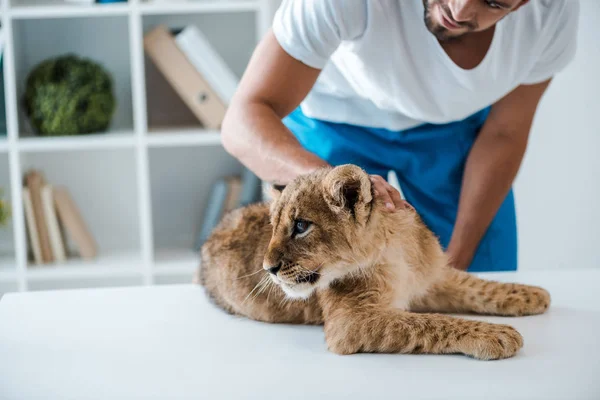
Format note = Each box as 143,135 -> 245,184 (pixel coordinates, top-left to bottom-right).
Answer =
428,24 -> 465,41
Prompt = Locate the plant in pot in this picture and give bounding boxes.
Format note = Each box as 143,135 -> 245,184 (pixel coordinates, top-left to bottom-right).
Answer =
23,54 -> 116,136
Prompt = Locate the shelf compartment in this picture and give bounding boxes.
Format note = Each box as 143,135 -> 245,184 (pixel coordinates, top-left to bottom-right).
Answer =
140,1 -> 260,15
10,1 -> 130,19
142,11 -> 255,131
26,249 -> 142,280
146,128 -> 221,147
20,148 -> 142,267
148,145 -> 241,256
12,16 -> 134,138
18,131 -> 135,152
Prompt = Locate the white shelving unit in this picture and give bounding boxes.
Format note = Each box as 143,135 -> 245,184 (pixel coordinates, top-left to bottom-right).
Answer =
0,0 -> 272,295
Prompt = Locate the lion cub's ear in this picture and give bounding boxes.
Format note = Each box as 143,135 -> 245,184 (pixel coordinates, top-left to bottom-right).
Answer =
268,183 -> 286,201
322,164 -> 373,221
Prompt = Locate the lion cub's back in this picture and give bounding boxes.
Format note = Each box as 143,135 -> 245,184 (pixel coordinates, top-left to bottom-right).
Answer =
198,202 -> 272,313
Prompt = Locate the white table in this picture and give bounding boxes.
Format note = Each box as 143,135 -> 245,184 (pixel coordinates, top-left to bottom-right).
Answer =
1,268 -> 599,400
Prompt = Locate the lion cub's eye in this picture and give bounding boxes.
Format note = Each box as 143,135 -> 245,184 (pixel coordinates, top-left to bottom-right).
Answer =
293,219 -> 312,237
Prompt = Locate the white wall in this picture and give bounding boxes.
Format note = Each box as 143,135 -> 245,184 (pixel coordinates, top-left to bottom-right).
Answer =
515,0 -> 599,270
266,0 -> 599,270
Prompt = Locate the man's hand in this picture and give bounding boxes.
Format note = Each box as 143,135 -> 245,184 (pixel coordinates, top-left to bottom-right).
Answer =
369,174 -> 413,212
446,251 -> 472,271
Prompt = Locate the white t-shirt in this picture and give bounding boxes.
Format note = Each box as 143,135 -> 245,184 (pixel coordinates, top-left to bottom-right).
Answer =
272,0 -> 580,131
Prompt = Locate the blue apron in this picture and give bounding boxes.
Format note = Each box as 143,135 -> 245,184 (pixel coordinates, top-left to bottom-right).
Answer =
282,106 -> 517,272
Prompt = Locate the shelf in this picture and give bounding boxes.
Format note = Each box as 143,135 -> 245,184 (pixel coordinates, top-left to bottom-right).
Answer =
153,247 -> 198,275
10,2 -> 130,19
0,271 -> 17,283
26,250 -> 142,281
0,256 -> 17,283
140,0 -> 260,15
18,131 -> 136,152
146,128 -> 221,147
0,0 -> 270,294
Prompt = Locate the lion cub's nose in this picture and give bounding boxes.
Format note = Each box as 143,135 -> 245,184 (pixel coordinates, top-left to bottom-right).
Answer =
265,262 -> 282,275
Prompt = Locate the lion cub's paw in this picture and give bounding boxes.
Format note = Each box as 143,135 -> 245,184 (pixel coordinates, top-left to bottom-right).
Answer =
499,286 -> 551,316
460,323 -> 524,361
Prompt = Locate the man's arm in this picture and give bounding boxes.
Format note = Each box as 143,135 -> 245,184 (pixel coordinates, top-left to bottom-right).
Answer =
221,29 -> 329,186
446,79 -> 552,270
221,29 -> 405,210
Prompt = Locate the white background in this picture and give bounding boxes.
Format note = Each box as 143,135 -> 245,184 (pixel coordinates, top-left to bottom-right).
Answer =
513,0 -> 599,271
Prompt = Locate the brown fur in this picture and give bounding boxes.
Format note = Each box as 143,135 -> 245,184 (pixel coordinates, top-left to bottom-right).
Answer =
196,164 -> 550,360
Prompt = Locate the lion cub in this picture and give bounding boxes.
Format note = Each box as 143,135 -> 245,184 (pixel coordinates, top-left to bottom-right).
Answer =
198,164 -> 550,360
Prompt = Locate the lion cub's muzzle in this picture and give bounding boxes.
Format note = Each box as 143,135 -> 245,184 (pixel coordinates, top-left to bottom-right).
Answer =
263,261 -> 321,285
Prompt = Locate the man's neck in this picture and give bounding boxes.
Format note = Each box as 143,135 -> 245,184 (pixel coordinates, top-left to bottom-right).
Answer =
438,25 -> 496,70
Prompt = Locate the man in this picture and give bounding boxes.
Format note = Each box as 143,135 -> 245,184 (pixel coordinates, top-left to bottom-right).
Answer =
221,0 -> 579,272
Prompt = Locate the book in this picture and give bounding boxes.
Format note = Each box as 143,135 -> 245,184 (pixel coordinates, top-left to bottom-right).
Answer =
174,25 -> 239,105
194,176 -> 243,251
238,167 -> 262,207
24,170 -> 53,263
194,178 -> 229,251
0,26 -> 5,62
143,25 -> 226,129
22,188 -> 42,265
41,184 -> 67,263
223,176 -> 242,213
53,185 -> 97,260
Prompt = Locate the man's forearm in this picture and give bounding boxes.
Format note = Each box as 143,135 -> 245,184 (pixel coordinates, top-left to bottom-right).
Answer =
447,131 -> 528,270
221,102 -> 329,185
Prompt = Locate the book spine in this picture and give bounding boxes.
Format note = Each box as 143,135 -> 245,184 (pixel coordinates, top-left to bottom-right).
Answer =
174,26 -> 239,105
53,186 -> 98,260
25,170 -> 53,263
22,188 -> 42,265
143,25 -> 227,129
194,179 -> 229,251
41,184 -> 67,263
238,167 -> 261,207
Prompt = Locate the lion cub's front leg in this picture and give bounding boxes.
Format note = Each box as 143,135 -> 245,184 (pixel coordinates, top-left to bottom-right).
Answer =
324,309 -> 523,360
321,279 -> 523,360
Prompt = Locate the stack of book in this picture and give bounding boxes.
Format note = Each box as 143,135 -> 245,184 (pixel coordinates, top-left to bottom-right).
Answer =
22,170 -> 97,265
144,24 -> 239,129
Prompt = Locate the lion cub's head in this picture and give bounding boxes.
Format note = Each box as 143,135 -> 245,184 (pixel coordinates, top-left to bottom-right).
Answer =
263,164 -> 377,299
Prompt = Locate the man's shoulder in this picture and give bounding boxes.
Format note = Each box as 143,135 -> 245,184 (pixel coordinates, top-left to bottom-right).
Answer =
507,0 -> 580,85
514,0 -> 579,33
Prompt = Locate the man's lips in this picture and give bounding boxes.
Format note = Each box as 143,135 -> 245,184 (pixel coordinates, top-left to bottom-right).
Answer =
438,5 -> 462,29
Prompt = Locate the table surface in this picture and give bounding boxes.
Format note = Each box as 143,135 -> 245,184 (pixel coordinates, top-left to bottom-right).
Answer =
1,268 -> 599,400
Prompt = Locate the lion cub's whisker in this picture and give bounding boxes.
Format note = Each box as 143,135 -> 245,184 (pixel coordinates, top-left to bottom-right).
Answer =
242,274 -> 270,304
252,277 -> 272,301
233,269 -> 265,281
